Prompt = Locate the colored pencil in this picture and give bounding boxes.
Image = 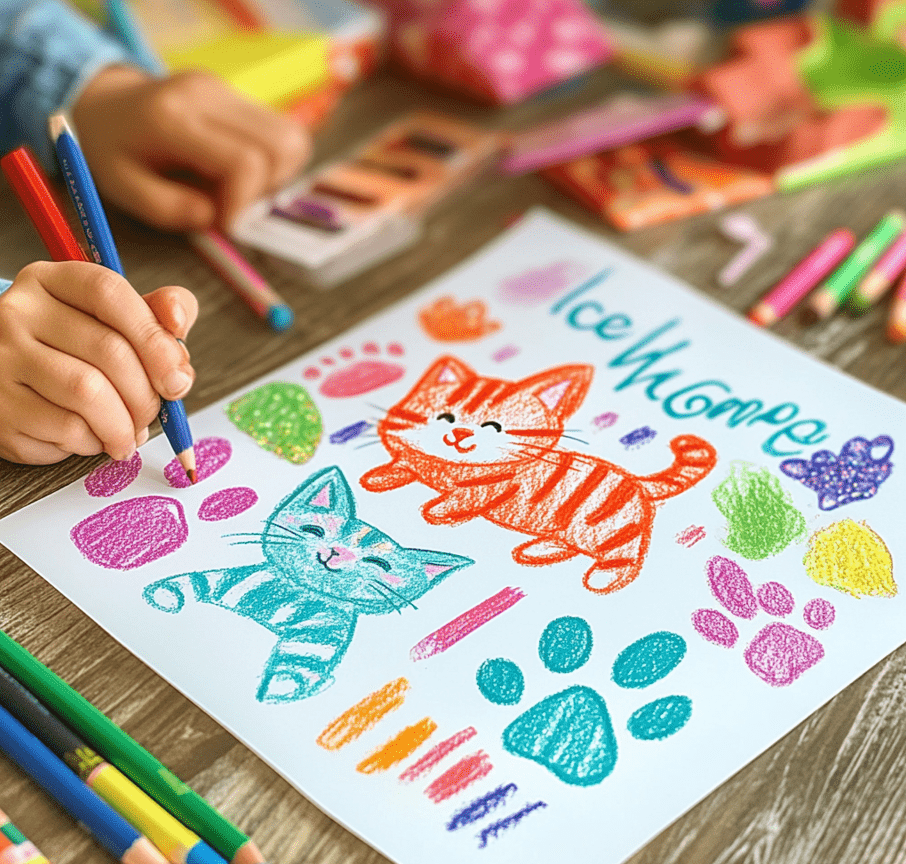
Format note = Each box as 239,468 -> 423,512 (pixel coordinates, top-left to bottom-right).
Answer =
48,117 -> 197,484
0,631 -> 265,864
848,229 -> 906,314
802,211 -> 906,324
0,808 -> 49,864
189,231 -> 293,332
0,703 -> 166,864
886,270 -> 906,343
747,228 -> 856,327
102,0 -> 295,333
0,668 -> 225,864
0,148 -> 89,263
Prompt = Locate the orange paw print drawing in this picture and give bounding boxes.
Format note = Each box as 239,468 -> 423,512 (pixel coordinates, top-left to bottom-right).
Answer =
418,297 -> 502,342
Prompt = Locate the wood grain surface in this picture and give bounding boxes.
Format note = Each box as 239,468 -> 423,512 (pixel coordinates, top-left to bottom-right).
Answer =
2,68 -> 906,864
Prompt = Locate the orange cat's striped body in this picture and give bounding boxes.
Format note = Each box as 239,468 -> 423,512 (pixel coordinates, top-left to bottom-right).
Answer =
360,356 -> 718,593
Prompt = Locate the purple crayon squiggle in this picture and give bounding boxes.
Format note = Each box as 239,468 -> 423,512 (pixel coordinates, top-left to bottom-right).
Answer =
476,800 -> 548,849
447,783 -> 517,831
744,622 -> 824,687
330,421 -> 371,444
498,261 -> 586,304
84,451 -> 142,497
803,598 -> 835,630
491,345 -> 520,363
165,436 -> 232,488
620,426 -> 657,449
592,412 -> 618,430
71,496 -> 188,570
198,487 -> 258,521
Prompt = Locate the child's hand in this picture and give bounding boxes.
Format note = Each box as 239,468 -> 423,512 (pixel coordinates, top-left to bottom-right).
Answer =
71,66 -> 311,232
0,261 -> 198,465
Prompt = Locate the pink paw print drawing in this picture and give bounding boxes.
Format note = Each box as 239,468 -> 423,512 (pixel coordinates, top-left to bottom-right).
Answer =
303,342 -> 405,398
692,555 -> 835,687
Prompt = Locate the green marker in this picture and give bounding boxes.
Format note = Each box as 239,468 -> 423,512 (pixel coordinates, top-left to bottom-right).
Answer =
0,629 -> 266,864
803,210 -> 906,323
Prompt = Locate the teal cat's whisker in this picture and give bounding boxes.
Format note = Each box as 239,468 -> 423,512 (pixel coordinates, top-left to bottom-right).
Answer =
375,579 -> 418,610
561,434 -> 590,445
354,440 -> 384,450
367,582 -> 403,614
366,402 -> 388,413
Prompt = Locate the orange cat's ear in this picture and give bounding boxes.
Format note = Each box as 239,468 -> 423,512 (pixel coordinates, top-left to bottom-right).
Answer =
519,365 -> 593,420
416,355 -> 476,389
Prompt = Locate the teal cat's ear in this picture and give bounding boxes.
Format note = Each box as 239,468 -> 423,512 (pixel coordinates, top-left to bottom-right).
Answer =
286,466 -> 356,518
412,549 -> 474,583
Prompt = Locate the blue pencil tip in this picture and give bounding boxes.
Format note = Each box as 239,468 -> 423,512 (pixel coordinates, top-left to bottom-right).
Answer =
268,304 -> 294,332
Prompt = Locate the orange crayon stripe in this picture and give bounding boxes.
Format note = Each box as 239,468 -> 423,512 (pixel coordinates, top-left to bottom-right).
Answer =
424,751 -> 493,803
356,717 -> 437,774
317,678 -> 409,751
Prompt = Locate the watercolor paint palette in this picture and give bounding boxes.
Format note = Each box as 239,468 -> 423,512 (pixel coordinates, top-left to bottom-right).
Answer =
2,210 -> 905,864
233,111 -> 504,284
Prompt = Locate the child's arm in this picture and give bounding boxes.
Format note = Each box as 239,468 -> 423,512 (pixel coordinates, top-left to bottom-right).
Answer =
0,261 -> 197,465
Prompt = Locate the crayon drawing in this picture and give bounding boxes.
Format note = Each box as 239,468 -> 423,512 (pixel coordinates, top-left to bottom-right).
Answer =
479,618 -> 691,785
360,355 -> 717,593
692,556 -> 836,686
227,382 -> 322,464
143,467 -> 473,703
165,436 -> 232,488
803,519 -> 896,598
303,343 -> 406,397
84,452 -> 142,497
780,435 -> 894,510
498,261 -> 586,305
197,488 -> 258,522
419,298 -> 502,342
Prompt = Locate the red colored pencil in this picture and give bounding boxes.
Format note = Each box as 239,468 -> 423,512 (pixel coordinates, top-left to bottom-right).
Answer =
0,147 -> 89,263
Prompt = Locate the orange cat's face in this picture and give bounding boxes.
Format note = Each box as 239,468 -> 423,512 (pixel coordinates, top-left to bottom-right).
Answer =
378,356 -> 593,466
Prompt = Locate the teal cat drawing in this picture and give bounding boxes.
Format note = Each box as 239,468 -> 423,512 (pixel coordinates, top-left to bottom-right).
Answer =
143,466 -> 474,704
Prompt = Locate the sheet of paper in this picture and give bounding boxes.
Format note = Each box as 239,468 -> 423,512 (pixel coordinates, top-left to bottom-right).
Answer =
1,210 -> 903,864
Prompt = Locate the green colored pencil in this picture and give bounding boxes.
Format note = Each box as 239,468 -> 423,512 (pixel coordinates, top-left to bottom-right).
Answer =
0,629 -> 265,864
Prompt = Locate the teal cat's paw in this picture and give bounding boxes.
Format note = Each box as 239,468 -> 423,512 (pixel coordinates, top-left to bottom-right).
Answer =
143,578 -> 186,613
257,670 -> 332,704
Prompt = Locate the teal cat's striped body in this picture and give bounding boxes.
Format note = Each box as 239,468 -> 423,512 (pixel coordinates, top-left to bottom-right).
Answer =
144,466 -> 473,704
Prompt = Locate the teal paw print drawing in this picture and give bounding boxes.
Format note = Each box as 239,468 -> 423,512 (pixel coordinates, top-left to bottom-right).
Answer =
477,617 -> 692,786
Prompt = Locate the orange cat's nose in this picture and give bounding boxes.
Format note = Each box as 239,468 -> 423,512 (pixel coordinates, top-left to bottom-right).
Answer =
450,427 -> 474,444
443,427 -> 477,453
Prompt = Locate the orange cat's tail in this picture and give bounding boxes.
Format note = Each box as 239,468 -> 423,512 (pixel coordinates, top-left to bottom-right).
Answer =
639,435 -> 718,501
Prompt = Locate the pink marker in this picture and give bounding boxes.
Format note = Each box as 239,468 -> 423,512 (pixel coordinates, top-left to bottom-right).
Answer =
501,92 -> 724,175
748,228 -> 856,327
849,229 -> 906,314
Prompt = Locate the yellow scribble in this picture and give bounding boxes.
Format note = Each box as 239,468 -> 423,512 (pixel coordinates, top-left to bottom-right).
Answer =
804,519 -> 896,598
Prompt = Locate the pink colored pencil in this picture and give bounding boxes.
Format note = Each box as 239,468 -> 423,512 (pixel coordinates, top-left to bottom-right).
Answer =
849,229 -> 906,313
502,93 -> 723,175
886,271 -> 906,343
748,228 -> 856,327
409,587 -> 525,661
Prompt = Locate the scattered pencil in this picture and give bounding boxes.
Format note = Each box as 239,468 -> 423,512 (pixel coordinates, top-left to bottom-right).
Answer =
0,807 -> 49,864
848,229 -> 906,314
886,271 -> 906,343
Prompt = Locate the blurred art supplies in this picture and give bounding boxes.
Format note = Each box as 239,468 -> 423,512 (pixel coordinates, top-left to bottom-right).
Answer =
232,112 -> 504,283
543,136 -> 774,231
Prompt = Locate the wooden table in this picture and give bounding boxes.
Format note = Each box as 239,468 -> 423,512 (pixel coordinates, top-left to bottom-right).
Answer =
2,69 -> 906,864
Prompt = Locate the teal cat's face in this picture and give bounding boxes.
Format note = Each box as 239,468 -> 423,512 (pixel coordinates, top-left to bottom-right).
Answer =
263,466 -> 473,613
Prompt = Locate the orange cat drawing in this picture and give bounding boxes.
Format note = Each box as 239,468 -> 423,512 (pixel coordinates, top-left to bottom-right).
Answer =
360,356 -> 718,594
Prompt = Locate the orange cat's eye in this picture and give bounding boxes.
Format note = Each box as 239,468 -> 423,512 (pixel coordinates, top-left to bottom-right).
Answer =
480,421 -> 503,432
437,413 -> 455,422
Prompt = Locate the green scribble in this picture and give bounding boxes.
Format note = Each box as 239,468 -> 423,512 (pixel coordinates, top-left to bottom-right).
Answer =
226,382 -> 322,465
712,462 -> 806,560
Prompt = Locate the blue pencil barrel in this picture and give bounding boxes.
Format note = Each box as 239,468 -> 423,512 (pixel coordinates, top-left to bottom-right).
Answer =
0,702 -> 141,859
158,398 -> 194,456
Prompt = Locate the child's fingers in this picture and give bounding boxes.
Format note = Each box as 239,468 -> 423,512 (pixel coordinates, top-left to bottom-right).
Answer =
19,345 -> 137,461
0,432 -> 71,466
29,295 -> 162,432
35,262 -> 195,403
142,285 -> 199,340
102,159 -> 216,232
8,383 -> 104,457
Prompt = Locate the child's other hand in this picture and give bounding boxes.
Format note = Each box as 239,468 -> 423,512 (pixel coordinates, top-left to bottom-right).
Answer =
72,66 -> 311,232
0,261 -> 197,465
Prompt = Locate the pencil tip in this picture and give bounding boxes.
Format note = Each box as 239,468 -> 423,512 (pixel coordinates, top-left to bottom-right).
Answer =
47,113 -> 70,140
187,469 -> 197,485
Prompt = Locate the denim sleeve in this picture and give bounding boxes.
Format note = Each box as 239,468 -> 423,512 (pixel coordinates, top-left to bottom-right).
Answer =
0,278 -> 11,294
0,0 -> 134,168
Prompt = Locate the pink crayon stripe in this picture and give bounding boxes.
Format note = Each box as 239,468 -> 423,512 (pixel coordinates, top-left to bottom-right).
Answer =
399,726 -> 477,783
424,751 -> 493,803
410,587 -> 526,661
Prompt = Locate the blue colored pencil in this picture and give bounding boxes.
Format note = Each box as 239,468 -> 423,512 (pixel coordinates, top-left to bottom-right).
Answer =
0,702 -> 166,864
48,114 -> 197,483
